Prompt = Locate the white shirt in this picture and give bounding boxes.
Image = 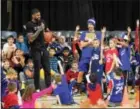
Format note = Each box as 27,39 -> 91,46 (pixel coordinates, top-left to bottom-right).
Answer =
2,43 -> 16,54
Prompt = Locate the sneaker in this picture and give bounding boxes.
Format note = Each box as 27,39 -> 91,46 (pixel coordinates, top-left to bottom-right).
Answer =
36,89 -> 40,92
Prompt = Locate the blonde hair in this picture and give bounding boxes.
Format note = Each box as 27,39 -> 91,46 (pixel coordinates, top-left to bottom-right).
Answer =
54,74 -> 62,84
6,68 -> 17,76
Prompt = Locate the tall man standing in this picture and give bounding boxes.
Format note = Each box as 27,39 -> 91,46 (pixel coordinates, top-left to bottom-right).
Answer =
77,18 -> 102,85
26,9 -> 51,91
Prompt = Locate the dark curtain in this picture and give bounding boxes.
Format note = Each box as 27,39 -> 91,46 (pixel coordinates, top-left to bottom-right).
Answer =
1,0 -> 9,30
1,0 -> 140,32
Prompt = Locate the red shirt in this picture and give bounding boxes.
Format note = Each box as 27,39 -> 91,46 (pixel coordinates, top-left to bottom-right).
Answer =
66,69 -> 79,83
3,93 -> 18,108
135,26 -> 140,52
104,48 -> 118,73
87,83 -> 102,105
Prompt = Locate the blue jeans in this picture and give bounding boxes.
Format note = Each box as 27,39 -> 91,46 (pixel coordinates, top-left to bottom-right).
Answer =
10,105 -> 20,109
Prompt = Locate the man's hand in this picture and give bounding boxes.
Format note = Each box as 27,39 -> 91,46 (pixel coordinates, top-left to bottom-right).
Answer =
38,23 -> 45,31
136,19 -> 139,27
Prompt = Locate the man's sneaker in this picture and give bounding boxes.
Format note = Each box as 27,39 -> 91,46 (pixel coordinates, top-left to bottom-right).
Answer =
36,89 -> 40,92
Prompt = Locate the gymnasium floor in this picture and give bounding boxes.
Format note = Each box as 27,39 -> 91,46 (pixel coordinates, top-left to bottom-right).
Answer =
35,91 -> 136,108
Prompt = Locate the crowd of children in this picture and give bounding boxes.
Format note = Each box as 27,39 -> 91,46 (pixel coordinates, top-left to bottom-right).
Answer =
1,18 -> 140,108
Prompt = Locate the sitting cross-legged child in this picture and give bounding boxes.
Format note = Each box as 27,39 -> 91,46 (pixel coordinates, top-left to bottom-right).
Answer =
21,84 -> 53,108
6,69 -> 20,92
105,68 -> 124,107
19,59 -> 34,93
66,60 -> 85,95
2,82 -> 20,109
51,62 -> 76,105
80,73 -> 106,108
48,47 -> 63,76
58,47 -> 73,72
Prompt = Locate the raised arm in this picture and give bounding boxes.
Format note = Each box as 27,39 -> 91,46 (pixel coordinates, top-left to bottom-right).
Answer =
99,27 -> 106,64
33,86 -> 53,99
88,58 -> 92,74
58,60 -> 64,75
74,25 -> 80,36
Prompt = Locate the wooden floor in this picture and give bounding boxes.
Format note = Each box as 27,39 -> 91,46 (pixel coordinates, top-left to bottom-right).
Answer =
35,93 -> 136,108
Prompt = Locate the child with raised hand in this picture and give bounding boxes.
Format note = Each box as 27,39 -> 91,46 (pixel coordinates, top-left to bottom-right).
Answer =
48,47 -> 63,76
104,38 -> 119,83
80,73 -> 107,108
88,27 -> 106,85
51,60 -> 75,105
116,34 -> 131,86
2,82 -> 19,109
72,25 -> 81,60
86,73 -> 103,105
106,68 -> 124,107
21,84 -> 53,108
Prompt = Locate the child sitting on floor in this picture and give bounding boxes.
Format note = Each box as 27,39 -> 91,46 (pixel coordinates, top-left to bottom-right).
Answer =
48,47 -> 63,76
86,73 -> 103,105
2,82 -> 19,109
106,68 -> 124,107
6,69 -> 20,92
58,47 -> 73,72
80,73 -> 106,108
66,60 -> 85,94
21,84 -> 53,108
52,61 -> 76,105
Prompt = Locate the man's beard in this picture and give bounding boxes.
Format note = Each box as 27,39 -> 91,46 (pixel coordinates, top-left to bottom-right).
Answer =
35,18 -> 41,25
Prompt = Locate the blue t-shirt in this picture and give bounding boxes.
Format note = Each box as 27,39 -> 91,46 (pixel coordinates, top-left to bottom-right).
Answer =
109,77 -> 124,103
80,31 -> 101,58
91,47 -> 101,73
119,46 -> 131,71
16,42 -> 29,54
53,75 -> 73,104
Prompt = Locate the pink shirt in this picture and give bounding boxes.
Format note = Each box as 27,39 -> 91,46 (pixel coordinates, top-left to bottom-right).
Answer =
21,86 -> 53,108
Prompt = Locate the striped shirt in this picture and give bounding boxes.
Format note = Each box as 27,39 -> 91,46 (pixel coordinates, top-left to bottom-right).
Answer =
49,57 -> 59,73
